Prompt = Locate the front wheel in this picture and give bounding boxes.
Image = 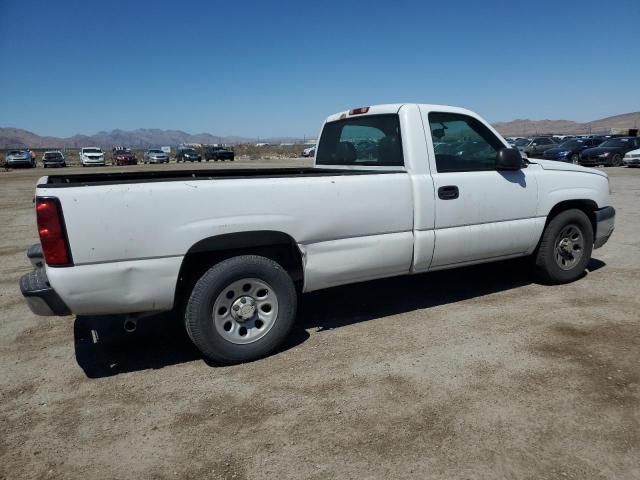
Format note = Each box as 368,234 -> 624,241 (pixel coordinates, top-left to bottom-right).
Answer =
535,209 -> 593,284
570,153 -> 579,164
610,154 -> 622,167
185,255 -> 297,364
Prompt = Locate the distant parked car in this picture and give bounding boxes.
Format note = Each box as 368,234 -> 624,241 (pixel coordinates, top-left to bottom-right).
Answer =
511,137 -> 531,149
176,147 -> 201,162
42,151 -> 66,168
143,149 -> 170,164
204,145 -> 234,161
506,137 -> 527,148
80,147 -> 106,167
522,137 -> 558,158
301,145 -> 316,157
5,149 -> 35,168
623,148 -> 640,167
580,137 -> 640,167
112,147 -> 137,166
543,138 -> 604,163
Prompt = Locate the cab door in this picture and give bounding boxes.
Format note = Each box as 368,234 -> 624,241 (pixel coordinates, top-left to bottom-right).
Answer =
419,108 -> 542,268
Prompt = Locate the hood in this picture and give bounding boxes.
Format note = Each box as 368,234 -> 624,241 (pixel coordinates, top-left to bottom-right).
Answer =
530,158 -> 607,178
582,146 -> 625,155
544,147 -> 571,155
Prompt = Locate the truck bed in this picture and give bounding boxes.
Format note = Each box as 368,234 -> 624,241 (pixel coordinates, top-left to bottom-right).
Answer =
41,167 -> 402,187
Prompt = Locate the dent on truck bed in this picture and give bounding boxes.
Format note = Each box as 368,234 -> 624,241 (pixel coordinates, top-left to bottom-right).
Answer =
46,257 -> 182,315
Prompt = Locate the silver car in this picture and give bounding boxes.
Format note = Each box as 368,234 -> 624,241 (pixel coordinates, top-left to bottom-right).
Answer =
5,149 -> 35,168
143,149 -> 170,164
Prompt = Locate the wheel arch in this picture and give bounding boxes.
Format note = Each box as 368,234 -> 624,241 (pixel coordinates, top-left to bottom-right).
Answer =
545,199 -> 598,239
174,230 -> 304,309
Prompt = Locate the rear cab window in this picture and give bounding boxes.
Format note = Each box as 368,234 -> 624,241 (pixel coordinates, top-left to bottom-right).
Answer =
316,114 -> 404,167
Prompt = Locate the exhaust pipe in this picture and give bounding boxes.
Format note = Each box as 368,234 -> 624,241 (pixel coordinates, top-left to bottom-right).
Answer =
123,317 -> 137,333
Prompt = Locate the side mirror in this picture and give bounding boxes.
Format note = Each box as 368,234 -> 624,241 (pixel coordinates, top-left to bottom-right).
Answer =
497,147 -> 523,170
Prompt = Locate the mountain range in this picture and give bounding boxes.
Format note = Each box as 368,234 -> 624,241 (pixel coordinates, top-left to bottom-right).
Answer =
0,128 -> 305,149
492,112 -> 640,137
1,112 -> 639,148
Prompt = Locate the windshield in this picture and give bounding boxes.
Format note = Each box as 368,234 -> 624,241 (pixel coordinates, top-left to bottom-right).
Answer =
84,148 -> 102,154
184,149 -> 197,154
8,150 -> 23,155
514,138 -> 529,147
600,138 -> 632,148
44,152 -> 62,159
149,149 -> 164,154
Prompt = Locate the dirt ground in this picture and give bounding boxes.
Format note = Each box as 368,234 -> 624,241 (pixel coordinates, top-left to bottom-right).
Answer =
0,161 -> 638,480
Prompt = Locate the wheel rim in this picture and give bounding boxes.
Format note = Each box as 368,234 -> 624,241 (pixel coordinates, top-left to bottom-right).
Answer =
554,224 -> 585,270
212,278 -> 278,344
571,154 -> 579,164
613,155 -> 621,166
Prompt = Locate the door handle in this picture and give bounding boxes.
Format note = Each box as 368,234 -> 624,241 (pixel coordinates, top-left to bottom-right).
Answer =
438,185 -> 459,200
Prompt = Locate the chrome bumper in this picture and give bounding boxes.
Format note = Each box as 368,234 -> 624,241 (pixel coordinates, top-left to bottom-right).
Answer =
20,245 -> 71,316
594,206 -> 615,249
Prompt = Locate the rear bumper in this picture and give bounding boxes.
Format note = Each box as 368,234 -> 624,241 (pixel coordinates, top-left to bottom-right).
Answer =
7,159 -> 33,166
594,206 -> 615,249
20,267 -> 71,316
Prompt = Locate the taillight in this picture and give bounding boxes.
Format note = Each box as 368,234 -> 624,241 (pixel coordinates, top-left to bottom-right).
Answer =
36,198 -> 72,266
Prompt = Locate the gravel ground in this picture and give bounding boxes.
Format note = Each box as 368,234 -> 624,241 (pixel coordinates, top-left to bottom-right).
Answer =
0,162 -> 638,480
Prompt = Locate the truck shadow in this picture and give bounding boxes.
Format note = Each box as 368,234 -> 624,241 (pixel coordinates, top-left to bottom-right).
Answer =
74,257 -> 605,378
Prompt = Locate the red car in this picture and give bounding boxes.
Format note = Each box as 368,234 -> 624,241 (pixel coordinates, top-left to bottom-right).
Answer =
112,147 -> 138,166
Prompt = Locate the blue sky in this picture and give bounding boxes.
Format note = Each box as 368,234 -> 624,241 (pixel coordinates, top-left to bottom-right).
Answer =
1,0 -> 639,138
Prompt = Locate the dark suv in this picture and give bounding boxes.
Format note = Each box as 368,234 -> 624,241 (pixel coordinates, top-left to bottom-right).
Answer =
523,137 -> 558,158
176,146 -> 202,162
204,145 -> 234,161
580,137 -> 640,167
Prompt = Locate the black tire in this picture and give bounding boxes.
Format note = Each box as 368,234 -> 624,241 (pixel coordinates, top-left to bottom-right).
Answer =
535,209 -> 593,284
185,255 -> 297,364
570,153 -> 579,164
610,154 -> 622,167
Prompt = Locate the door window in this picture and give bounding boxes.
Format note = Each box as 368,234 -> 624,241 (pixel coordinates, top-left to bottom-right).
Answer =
428,112 -> 505,172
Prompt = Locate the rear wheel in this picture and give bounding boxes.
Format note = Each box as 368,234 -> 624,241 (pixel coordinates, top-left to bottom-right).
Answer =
570,153 -> 579,164
535,209 -> 593,284
185,255 -> 297,364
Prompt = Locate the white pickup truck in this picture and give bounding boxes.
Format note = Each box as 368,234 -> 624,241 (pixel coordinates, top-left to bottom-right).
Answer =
20,104 -> 615,364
